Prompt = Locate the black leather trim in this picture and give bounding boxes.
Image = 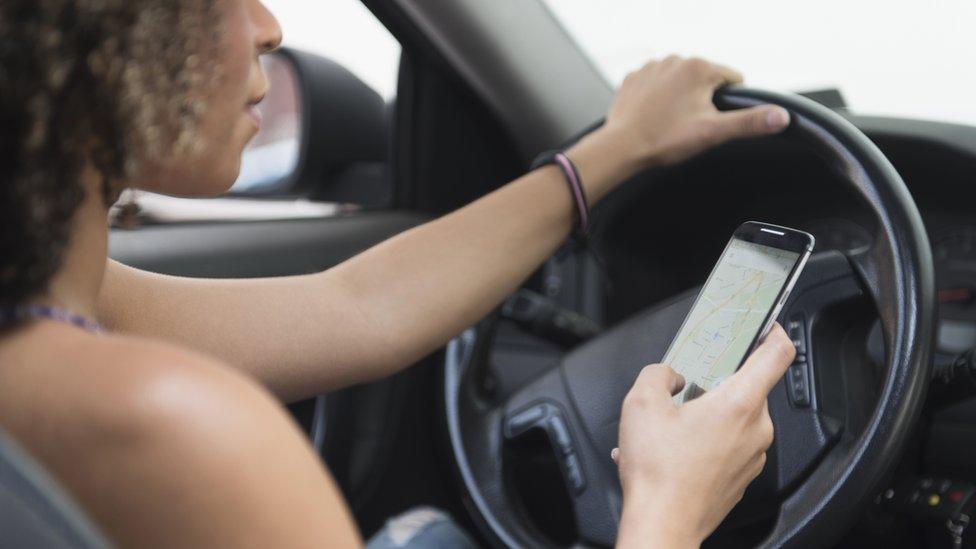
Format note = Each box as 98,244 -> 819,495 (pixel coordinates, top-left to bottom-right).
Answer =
109,212 -> 427,277
715,86 -> 936,548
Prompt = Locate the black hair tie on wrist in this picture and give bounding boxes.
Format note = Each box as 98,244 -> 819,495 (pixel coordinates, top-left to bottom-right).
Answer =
531,150 -> 590,244
530,149 -> 615,299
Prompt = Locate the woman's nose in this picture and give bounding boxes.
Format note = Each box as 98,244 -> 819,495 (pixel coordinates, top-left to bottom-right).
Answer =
252,1 -> 283,54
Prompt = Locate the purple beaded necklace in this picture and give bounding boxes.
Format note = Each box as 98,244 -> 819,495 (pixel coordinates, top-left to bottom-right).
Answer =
0,305 -> 103,334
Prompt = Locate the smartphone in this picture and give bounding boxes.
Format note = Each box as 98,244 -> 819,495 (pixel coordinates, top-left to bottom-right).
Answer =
663,221 -> 815,404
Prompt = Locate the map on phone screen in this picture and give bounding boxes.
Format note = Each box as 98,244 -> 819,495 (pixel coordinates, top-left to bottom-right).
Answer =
663,239 -> 799,403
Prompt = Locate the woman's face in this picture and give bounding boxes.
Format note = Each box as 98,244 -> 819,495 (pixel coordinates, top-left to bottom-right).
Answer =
134,0 -> 282,197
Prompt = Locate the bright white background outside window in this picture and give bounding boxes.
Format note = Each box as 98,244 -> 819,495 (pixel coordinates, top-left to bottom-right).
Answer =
543,0 -> 976,126
231,0 -> 400,194
262,0 -> 400,100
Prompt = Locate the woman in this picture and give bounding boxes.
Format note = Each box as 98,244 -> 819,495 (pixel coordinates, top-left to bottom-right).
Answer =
0,1 -> 796,547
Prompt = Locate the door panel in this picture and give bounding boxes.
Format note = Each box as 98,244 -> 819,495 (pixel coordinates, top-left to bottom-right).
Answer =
109,212 -> 425,277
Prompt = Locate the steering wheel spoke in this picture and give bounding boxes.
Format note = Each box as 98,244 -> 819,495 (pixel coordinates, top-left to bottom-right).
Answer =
445,329 -> 623,547
765,252 -> 862,495
503,386 -> 622,546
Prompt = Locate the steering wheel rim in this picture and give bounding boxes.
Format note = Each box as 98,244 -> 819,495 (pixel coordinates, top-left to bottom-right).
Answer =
445,86 -> 936,547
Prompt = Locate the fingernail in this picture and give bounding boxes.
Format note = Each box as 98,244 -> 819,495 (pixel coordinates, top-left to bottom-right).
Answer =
766,107 -> 790,129
611,447 -> 620,462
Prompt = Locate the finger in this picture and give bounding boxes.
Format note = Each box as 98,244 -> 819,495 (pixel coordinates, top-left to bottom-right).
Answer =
667,369 -> 686,396
661,54 -> 682,66
757,401 -> 775,449
611,447 -> 620,464
640,59 -> 660,72
635,363 -> 687,399
638,364 -> 685,396
752,451 -> 768,479
710,105 -> 790,144
760,400 -> 772,427
722,323 -> 795,400
708,62 -> 743,86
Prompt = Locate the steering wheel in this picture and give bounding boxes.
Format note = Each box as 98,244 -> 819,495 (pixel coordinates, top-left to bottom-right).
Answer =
444,87 -> 936,548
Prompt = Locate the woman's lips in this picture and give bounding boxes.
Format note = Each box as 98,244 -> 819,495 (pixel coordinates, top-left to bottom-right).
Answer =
245,103 -> 263,127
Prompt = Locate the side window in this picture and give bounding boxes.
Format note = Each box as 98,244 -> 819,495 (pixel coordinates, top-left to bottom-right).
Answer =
262,0 -> 399,101
234,0 -> 401,197
233,54 -> 303,194
115,0 -> 400,226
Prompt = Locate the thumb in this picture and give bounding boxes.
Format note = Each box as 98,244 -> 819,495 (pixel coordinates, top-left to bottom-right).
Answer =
632,364 -> 687,403
712,105 -> 790,143
721,323 -> 795,400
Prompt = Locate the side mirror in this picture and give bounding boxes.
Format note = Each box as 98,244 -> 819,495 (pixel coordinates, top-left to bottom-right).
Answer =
232,47 -> 391,207
233,52 -> 303,194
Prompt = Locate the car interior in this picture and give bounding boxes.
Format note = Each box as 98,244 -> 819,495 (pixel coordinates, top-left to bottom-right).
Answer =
5,0 -> 976,547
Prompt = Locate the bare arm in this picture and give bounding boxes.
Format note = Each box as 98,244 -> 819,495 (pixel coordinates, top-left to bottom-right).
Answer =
98,57 -> 789,401
99,128 -> 635,401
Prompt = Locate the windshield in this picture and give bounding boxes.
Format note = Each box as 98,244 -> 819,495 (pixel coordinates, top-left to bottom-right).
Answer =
542,0 -> 976,126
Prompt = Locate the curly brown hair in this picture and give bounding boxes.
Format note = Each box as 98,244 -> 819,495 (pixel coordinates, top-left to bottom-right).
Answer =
0,0 -> 217,308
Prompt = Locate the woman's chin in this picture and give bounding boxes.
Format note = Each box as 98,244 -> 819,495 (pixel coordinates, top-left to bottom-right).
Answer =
189,174 -> 240,197
134,159 -> 242,198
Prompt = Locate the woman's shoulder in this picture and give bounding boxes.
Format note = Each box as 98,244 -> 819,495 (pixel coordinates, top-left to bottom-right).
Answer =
0,323 -> 277,445
0,324 -> 339,546
0,320 -> 227,373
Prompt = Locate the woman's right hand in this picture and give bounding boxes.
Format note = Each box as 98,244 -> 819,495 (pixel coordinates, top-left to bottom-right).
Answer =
614,323 -> 796,548
598,55 -> 790,174
566,55 -> 789,207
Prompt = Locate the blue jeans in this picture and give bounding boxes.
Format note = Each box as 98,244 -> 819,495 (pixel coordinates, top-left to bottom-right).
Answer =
365,507 -> 480,549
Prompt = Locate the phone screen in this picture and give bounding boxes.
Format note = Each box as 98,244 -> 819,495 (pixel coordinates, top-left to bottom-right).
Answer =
664,237 -> 801,403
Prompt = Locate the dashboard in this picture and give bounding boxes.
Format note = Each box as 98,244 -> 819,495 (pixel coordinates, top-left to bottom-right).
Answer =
931,222 -> 976,352
595,120 -> 976,360
803,214 -> 976,355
